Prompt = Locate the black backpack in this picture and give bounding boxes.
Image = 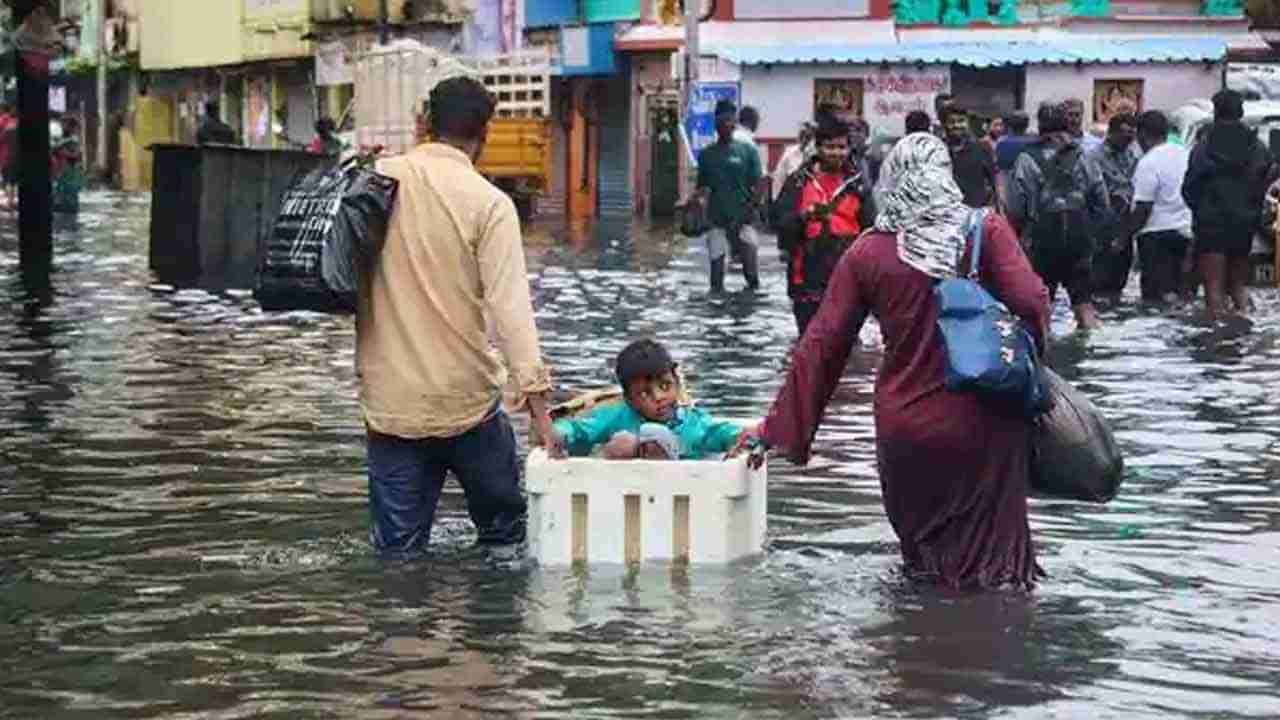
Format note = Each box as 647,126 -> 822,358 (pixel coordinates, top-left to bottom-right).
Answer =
1027,145 -> 1090,255
1198,129 -> 1269,236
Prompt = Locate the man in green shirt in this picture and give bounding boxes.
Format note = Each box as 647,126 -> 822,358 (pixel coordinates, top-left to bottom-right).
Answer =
696,100 -> 762,292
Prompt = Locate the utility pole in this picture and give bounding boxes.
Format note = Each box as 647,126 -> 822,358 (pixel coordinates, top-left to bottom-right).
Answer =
683,0 -> 699,114
378,0 -> 389,44
681,0 -> 700,198
95,0 -> 108,178
13,0 -> 54,281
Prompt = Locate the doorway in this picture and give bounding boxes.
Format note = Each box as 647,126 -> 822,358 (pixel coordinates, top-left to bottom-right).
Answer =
223,75 -> 244,141
648,97 -> 680,219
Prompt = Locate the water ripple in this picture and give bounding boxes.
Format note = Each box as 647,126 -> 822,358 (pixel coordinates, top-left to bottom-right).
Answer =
1,194 -> 1278,718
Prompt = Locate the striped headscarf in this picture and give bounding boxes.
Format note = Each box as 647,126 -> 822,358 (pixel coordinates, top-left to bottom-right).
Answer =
873,133 -> 972,280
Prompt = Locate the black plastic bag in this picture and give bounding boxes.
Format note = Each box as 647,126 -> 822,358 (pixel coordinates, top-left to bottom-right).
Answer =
1030,367 -> 1124,502
678,199 -> 709,237
255,160 -> 398,313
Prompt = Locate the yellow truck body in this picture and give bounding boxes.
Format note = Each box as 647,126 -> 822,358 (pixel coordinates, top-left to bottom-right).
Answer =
477,117 -> 552,192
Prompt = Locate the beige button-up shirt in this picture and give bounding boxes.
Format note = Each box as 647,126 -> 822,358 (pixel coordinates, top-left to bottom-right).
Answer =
357,143 -> 551,439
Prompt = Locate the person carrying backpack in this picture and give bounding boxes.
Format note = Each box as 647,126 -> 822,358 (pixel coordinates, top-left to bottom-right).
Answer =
1008,102 -> 1110,331
1182,89 -> 1274,321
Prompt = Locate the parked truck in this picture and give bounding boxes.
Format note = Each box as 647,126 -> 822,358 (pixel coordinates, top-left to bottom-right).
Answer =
353,40 -> 553,219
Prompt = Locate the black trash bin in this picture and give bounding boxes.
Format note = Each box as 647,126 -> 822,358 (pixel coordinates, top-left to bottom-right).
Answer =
149,144 -> 333,290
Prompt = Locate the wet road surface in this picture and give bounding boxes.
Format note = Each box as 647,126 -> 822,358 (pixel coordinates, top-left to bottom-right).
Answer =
1,195 -> 1279,718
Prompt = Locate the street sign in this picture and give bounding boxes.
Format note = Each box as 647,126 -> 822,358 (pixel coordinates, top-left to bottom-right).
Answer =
684,81 -> 739,162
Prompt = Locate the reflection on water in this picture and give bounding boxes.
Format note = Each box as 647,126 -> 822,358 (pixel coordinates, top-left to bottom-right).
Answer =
2,194 -> 1279,718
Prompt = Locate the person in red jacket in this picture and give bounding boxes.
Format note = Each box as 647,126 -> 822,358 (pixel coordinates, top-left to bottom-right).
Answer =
783,116 -> 874,335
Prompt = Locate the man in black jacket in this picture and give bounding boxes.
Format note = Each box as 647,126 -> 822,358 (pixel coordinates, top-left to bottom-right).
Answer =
1182,89 -> 1272,320
941,104 -> 997,209
848,115 -> 880,219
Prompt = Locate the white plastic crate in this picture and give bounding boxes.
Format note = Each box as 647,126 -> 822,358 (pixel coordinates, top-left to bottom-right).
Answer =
354,42 -> 556,153
354,42 -> 474,154
525,449 -> 767,565
473,49 -> 555,119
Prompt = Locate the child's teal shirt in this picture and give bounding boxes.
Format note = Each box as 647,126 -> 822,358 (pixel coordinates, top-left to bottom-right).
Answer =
553,402 -> 742,460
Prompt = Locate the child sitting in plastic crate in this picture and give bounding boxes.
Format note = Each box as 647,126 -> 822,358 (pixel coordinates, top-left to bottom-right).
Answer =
551,339 -> 746,460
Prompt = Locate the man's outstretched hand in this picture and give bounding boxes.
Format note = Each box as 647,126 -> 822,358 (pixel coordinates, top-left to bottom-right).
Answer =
528,392 -> 565,459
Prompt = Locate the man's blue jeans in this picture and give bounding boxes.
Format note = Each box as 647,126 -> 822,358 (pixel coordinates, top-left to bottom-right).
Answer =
367,410 -> 527,555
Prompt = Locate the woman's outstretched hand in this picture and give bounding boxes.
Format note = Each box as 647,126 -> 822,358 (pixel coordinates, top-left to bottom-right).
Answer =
725,421 -> 768,470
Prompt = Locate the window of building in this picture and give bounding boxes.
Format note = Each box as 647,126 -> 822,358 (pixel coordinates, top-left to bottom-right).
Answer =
951,65 -> 1023,122
1093,79 -> 1144,124
815,78 -> 865,123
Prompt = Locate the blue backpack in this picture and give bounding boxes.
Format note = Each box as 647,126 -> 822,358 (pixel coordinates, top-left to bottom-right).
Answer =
935,210 -> 1047,417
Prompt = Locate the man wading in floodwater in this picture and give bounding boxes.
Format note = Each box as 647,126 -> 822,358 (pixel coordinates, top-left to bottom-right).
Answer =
357,77 -> 560,559
1008,102 -> 1109,331
693,100 -> 762,293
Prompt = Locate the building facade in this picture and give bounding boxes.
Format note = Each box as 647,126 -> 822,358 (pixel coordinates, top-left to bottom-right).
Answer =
525,0 -> 640,220
103,0 -> 1273,214
601,0 -> 1262,219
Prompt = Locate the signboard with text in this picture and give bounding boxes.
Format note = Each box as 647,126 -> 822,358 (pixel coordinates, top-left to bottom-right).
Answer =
684,81 -> 740,161
1227,63 -> 1280,101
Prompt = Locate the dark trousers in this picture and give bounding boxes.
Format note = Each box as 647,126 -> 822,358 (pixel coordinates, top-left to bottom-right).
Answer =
1030,245 -> 1094,307
792,297 -> 821,336
367,410 -> 526,555
1092,236 -> 1134,298
1137,231 -> 1189,302
709,225 -> 760,292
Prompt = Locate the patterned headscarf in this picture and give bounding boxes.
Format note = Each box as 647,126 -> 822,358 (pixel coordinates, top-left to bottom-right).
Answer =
873,133 -> 972,280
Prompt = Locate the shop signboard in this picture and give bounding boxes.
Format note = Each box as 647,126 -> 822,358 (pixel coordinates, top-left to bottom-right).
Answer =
1227,63 -> 1280,101
684,81 -> 740,161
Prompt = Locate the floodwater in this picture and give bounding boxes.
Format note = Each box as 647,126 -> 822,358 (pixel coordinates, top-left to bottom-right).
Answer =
2,194 -> 1279,719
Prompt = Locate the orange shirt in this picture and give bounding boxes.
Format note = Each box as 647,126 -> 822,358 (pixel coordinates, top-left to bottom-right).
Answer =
800,172 -> 862,240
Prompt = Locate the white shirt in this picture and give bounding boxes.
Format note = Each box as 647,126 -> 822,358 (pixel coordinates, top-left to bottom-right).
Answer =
1080,133 -> 1104,153
770,142 -> 809,199
1132,142 -> 1193,236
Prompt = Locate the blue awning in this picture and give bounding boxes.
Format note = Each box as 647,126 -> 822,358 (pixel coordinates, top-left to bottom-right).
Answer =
708,37 -> 1229,68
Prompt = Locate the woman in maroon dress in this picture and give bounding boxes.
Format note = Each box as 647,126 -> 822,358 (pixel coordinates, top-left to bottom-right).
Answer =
744,134 -> 1051,590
